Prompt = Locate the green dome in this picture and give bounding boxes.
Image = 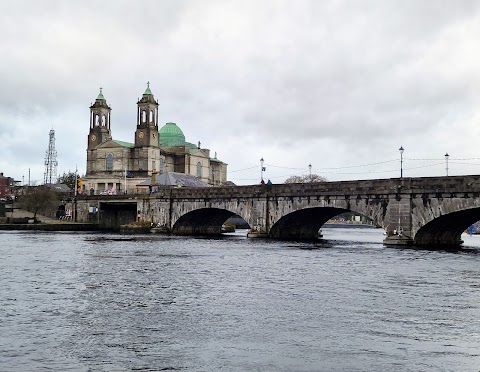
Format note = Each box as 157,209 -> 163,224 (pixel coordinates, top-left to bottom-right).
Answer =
159,122 -> 186,147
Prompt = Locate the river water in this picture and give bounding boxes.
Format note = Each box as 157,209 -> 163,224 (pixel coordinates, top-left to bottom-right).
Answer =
1,228 -> 479,371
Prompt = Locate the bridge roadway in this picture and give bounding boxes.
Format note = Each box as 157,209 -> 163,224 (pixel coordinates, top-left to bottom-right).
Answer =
76,175 -> 480,246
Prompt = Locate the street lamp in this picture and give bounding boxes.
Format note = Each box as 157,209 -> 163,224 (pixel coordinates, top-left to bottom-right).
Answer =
308,164 -> 312,182
260,157 -> 264,182
445,152 -> 449,176
399,146 -> 404,178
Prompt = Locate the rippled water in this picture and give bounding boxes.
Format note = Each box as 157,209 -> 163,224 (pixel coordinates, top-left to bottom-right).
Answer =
1,228 -> 480,371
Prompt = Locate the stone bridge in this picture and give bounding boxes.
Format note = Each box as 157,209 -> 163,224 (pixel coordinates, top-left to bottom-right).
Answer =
76,175 -> 480,246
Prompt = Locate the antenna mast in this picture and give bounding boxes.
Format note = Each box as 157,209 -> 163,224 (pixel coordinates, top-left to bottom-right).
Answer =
44,129 -> 58,184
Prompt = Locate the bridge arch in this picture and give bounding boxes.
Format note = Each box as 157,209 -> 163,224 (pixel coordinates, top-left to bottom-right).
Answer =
413,207 -> 480,246
269,207 -> 351,240
172,207 -> 251,236
267,196 -> 387,240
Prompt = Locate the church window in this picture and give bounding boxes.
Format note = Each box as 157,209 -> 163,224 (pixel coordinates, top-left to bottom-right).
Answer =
149,110 -> 153,122
142,110 -> 147,123
106,153 -> 114,171
196,162 -> 202,177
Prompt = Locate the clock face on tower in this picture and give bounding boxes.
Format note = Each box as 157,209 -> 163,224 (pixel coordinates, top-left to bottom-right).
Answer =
91,135 -> 96,141
138,131 -> 144,138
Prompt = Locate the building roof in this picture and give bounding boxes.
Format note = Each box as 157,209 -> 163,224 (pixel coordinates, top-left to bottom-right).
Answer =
159,122 -> 186,147
46,183 -> 72,193
221,180 -> 236,187
210,157 -> 227,164
137,172 -> 211,188
112,140 -> 134,148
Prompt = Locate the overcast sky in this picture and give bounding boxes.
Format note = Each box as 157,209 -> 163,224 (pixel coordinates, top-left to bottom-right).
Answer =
1,0 -> 480,185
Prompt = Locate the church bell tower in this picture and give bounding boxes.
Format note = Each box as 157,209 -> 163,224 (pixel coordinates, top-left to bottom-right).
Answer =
88,88 -> 112,150
135,82 -> 159,148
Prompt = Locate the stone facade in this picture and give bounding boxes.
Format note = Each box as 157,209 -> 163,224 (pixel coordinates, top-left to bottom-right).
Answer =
82,84 -> 227,194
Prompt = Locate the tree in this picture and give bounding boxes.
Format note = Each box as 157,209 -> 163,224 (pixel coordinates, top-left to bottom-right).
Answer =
284,174 -> 328,183
18,186 -> 60,220
57,171 -> 77,190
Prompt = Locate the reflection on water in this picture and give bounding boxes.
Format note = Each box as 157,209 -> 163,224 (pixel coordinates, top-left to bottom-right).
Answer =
1,228 -> 480,371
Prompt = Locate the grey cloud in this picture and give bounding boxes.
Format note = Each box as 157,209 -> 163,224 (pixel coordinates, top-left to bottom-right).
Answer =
1,1 -> 480,183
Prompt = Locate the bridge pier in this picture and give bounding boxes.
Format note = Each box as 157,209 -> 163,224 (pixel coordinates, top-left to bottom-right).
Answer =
383,234 -> 414,246
246,231 -> 269,238
382,194 -> 415,245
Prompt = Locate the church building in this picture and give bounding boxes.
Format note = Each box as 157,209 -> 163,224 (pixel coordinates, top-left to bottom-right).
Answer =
82,84 -> 227,194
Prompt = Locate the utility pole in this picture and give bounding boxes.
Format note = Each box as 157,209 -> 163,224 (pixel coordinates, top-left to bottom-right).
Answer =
73,166 -> 78,222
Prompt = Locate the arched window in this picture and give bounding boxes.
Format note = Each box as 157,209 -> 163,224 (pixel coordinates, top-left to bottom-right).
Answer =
149,110 -> 154,122
106,153 -> 114,171
196,162 -> 202,177
142,111 -> 147,123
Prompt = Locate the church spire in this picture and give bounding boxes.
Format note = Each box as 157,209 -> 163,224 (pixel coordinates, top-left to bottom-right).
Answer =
97,87 -> 105,100
135,82 -> 159,148
88,87 -> 112,150
144,81 -> 153,95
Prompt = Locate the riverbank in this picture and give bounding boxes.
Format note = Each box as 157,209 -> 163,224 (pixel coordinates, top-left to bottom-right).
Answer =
0,209 -> 100,231
0,223 -> 101,231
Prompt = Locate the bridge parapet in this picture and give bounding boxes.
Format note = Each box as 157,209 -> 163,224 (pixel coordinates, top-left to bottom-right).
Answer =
408,175 -> 480,193
75,175 -> 480,201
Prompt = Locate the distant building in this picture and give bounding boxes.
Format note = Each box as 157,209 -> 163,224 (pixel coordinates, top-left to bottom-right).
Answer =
45,183 -> 72,194
0,173 -> 14,197
82,84 -> 228,194
137,172 -> 211,192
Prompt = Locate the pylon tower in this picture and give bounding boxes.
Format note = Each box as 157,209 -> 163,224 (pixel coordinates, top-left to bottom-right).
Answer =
44,129 -> 58,184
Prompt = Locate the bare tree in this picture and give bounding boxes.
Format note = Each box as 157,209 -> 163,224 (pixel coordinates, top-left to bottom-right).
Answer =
18,186 -> 60,220
284,174 -> 328,183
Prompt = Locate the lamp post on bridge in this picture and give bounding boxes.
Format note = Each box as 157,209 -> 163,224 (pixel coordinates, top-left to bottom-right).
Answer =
399,146 -> 404,178
445,153 -> 449,176
308,164 -> 312,182
260,157 -> 265,183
